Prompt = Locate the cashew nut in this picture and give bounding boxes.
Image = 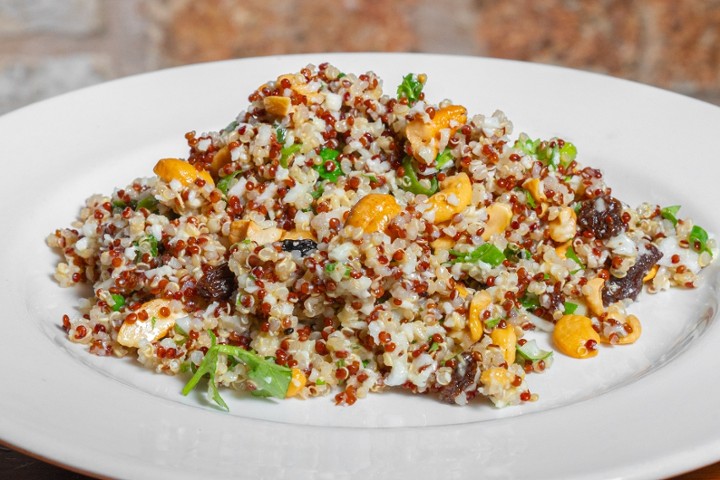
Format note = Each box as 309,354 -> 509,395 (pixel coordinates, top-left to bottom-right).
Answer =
522,178 -> 546,203
555,240 -> 572,259
467,290 -> 492,342
263,96 -> 292,117
285,368 -> 308,397
616,314 -> 642,345
491,324 -> 517,364
281,229 -> 316,240
548,207 -> 577,243
230,220 -> 284,245
482,202 -> 513,240
345,193 -> 402,233
522,177 -> 548,216
553,314 -> 600,359
643,265 -> 659,283
431,235 -> 454,252
154,158 -> 214,187
117,299 -> 184,348
276,73 -> 322,102
454,282 -> 469,299
427,172 -> 472,223
208,145 -> 231,176
406,105 -> 467,163
480,366 -> 514,389
582,277 -> 605,316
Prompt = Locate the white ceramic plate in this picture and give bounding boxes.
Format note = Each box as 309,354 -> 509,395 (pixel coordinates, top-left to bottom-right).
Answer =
1,53 -> 719,479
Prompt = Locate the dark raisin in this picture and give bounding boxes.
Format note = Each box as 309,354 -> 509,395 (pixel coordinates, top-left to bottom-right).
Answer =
602,243 -> 662,305
196,263 -> 236,301
280,239 -> 317,256
537,290 -> 565,322
577,194 -> 626,240
438,352 -> 480,404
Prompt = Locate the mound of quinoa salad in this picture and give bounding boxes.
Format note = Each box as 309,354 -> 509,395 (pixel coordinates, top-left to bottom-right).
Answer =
48,63 -> 715,409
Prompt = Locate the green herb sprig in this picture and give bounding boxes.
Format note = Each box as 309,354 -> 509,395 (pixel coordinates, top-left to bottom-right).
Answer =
182,331 -> 292,410
449,244 -> 506,267
397,73 -> 425,105
313,148 -> 343,183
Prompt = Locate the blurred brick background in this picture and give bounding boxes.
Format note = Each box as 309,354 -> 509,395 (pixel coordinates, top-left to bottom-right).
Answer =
1,0 -> 720,114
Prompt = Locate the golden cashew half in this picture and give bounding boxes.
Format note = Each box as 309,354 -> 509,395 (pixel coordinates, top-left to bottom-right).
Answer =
467,290 -> 492,342
549,207 -> 577,243
491,324 -> 517,364
482,202 -> 513,240
230,220 -> 285,245
263,96 -> 293,117
406,105 -> 467,163
285,368 -> 308,397
427,172 -> 472,223
582,277 -> 605,316
553,314 -> 600,359
117,299 -> 184,348
345,193 -> 402,233
154,158 -> 214,187
616,314 -> 642,345
522,177 -> 548,216
480,366 -> 514,389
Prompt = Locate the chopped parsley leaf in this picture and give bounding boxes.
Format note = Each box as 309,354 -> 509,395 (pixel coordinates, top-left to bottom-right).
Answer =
516,340 -> 553,362
276,126 -> 287,144
136,196 -> 158,212
524,188 -> 536,208
563,302 -> 579,315
313,148 -> 343,182
110,294 -> 125,312
449,244 -> 506,267
134,235 -> 159,258
396,73 -> 424,105
182,331 -> 292,410
520,294 -> 540,311
216,170 -> 242,196
514,135 -> 577,169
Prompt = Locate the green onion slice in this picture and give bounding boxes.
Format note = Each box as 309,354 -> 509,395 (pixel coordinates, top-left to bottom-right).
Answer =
516,340 -> 554,362
399,156 -> 438,196
689,225 -> 713,256
566,246 -> 585,272
660,205 -> 681,227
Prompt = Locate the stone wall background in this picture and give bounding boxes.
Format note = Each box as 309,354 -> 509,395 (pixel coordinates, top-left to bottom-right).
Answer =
1,0 -> 719,114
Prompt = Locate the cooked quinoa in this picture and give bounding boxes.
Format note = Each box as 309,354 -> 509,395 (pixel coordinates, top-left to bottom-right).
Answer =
47,63 -> 716,408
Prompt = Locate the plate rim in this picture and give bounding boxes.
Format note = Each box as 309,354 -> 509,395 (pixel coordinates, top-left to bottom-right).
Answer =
1,52 -> 719,480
